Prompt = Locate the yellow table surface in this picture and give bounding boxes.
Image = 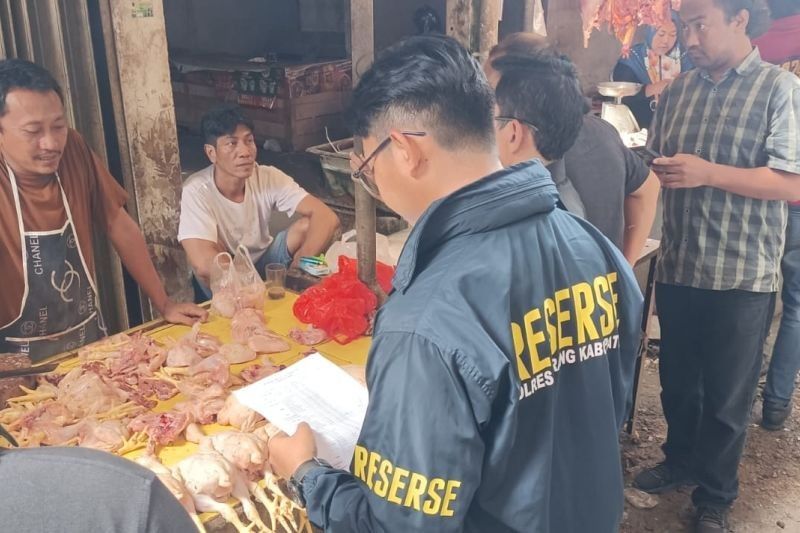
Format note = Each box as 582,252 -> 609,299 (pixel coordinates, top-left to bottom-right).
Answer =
128,292 -> 371,462
46,293 -> 371,524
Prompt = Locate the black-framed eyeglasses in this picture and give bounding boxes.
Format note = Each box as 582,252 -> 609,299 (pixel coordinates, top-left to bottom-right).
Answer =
494,116 -> 539,134
351,131 -> 427,199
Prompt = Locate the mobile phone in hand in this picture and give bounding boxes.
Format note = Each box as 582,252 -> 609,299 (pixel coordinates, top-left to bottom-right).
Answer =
633,146 -> 662,166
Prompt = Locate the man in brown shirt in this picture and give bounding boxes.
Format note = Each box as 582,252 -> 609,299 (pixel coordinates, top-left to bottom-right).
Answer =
0,59 -> 206,361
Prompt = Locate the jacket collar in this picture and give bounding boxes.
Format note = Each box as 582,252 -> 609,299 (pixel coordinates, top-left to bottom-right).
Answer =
392,160 -> 558,293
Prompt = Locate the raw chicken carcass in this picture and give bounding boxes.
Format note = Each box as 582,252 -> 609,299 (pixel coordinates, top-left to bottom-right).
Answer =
217,394 -> 264,432
240,359 -> 281,384
128,410 -> 191,449
173,450 -> 268,533
166,344 -> 202,368
231,309 -> 268,344
165,323 -> 222,367
211,287 -> 237,318
289,326 -> 329,346
186,424 -> 268,480
135,454 -> 207,533
140,378 -> 179,401
248,334 -> 290,355
219,343 -> 257,365
166,353 -> 231,385
189,354 -> 232,386
57,368 -> 128,418
231,309 -> 289,354
78,333 -> 132,362
78,419 -> 130,453
237,281 -> 266,311
175,383 -> 228,425
10,402 -> 81,446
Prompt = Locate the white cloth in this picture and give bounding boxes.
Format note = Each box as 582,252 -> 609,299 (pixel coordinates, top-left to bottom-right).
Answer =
178,164 -> 308,264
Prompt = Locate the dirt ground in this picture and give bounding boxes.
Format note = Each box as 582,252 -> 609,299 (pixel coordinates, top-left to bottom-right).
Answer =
620,317 -> 800,533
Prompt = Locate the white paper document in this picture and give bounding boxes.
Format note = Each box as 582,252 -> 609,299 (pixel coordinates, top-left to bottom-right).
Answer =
234,353 -> 369,470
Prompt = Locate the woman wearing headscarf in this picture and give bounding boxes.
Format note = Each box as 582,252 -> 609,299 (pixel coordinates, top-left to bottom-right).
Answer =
612,12 -> 694,129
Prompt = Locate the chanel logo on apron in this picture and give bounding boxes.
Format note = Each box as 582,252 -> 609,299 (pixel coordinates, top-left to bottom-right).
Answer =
0,166 -> 107,362
50,259 -> 81,303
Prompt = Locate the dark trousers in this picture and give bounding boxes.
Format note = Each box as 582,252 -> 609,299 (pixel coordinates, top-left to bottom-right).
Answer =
656,283 -> 775,509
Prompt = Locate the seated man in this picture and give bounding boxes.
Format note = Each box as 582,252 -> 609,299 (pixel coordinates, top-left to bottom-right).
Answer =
179,105 -> 340,301
486,33 -> 660,266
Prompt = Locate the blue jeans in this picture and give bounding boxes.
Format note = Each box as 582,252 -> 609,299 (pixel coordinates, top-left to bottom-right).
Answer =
192,230 -> 292,303
764,207 -> 800,408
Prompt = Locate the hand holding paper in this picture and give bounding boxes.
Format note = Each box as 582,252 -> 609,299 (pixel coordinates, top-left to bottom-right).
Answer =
234,353 -> 369,470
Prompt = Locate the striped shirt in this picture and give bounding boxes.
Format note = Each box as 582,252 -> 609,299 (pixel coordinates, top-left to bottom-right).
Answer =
649,48 -> 800,292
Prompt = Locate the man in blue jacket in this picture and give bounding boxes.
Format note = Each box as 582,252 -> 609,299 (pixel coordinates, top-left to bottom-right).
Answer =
269,35 -> 643,532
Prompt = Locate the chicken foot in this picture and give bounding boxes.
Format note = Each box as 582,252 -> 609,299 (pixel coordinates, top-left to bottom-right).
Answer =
248,481 -> 294,533
232,473 -> 270,533
192,494 -> 252,533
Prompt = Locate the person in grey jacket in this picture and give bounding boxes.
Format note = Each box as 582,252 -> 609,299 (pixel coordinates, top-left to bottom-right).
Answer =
269,35 -> 643,533
0,446 -> 196,532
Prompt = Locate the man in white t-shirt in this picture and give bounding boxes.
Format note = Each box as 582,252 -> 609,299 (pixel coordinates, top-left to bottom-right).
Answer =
178,105 -> 340,301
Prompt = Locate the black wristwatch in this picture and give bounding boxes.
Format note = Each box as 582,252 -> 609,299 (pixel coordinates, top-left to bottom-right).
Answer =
287,457 -> 332,508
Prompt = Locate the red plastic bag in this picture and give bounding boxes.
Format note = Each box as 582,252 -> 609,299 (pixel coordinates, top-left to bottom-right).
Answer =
336,257 -> 394,294
293,256 -> 395,344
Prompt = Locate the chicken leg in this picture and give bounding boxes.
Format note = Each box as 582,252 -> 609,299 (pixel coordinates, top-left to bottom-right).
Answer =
192,493 -> 252,533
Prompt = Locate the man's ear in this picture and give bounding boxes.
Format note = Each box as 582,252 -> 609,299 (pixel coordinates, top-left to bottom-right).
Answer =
733,8 -> 750,34
204,143 -> 216,164
508,120 -> 526,156
387,130 -> 426,179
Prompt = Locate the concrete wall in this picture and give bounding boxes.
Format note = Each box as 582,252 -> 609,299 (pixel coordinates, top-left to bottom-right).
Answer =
163,0 -> 345,59
374,0 -> 446,51
546,0 -> 622,93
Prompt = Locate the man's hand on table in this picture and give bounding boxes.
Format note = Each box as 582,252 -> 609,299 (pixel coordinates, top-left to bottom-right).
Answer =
160,299 -> 208,326
268,422 -> 317,480
652,154 -> 715,189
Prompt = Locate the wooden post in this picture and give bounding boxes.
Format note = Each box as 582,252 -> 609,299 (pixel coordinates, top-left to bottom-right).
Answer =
446,0 -> 474,50
478,0 -> 502,60
97,0 -> 192,321
349,0 -> 384,299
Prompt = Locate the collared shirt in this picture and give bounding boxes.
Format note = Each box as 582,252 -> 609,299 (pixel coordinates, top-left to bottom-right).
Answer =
649,48 -> 800,292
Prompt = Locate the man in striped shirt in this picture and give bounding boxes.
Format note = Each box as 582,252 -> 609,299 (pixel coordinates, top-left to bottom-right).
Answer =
632,0 -> 800,531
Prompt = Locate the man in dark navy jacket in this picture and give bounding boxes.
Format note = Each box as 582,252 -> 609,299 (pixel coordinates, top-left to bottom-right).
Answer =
268,35 -> 643,533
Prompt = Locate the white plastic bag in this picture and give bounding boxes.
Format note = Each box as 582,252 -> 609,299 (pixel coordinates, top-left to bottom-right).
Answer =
210,245 -> 266,317
325,230 -> 396,272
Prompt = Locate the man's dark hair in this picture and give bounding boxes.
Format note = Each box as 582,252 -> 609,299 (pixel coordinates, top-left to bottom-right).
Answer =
490,33 -> 591,114
714,0 -> 773,37
767,0 -> 800,18
492,52 -> 585,162
348,34 -> 495,151
0,59 -> 63,117
489,32 -> 555,62
200,104 -> 255,146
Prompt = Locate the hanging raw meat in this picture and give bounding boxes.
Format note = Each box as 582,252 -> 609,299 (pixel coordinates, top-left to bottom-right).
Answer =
582,0 -> 676,54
